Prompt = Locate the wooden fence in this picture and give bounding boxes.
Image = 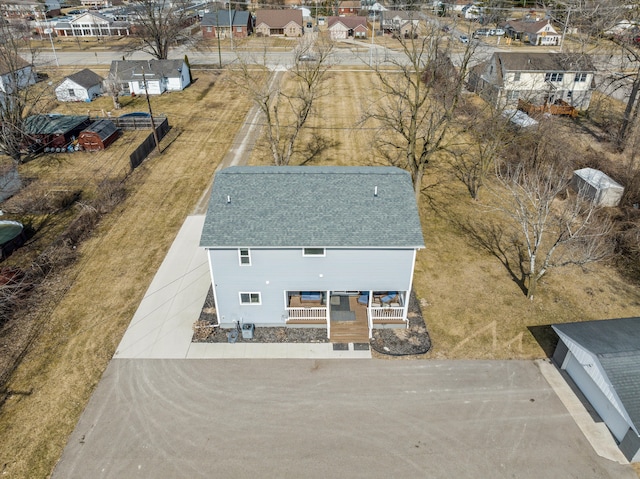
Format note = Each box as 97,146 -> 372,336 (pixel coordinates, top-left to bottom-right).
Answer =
128,117 -> 170,170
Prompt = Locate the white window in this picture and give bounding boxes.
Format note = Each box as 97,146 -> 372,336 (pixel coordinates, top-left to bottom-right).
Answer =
303,248 -> 325,256
207,26 -> 212,32
240,292 -> 261,305
513,72 -> 521,81
574,73 -> 587,82
507,90 -> 519,101
239,248 -> 251,265
68,89 -> 76,96
545,72 -> 564,82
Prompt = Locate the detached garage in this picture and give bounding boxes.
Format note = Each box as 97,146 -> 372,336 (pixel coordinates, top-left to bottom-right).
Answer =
571,168 -> 624,207
552,317 -> 640,463
78,120 -> 120,151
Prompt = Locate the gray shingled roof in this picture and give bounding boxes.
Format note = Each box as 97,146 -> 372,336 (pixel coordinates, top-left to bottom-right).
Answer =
201,10 -> 251,27
109,59 -> 185,82
65,68 -> 103,89
495,52 -> 596,73
553,317 -> 640,432
200,166 -> 425,248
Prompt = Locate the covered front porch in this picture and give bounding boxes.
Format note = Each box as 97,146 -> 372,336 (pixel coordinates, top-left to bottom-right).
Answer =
285,290 -> 409,341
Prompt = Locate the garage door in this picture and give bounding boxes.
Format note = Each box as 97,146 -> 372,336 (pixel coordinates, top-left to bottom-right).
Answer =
565,353 -> 630,442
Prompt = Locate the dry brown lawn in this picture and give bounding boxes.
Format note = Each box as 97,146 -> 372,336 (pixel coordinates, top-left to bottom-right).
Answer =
0,69 -> 253,478
0,68 -> 639,478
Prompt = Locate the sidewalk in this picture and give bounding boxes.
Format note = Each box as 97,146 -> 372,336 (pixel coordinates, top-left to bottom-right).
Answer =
114,215 -> 371,359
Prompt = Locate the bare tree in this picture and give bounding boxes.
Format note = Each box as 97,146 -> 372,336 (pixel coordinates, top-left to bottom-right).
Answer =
492,163 -> 614,300
449,102 -> 517,200
363,21 -> 476,200
0,17 -> 48,164
236,37 -> 334,166
129,0 -> 195,60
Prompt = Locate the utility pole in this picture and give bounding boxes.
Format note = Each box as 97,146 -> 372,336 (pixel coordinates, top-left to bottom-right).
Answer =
228,1 -> 233,50
141,67 -> 161,154
215,6 -> 222,68
560,6 -> 571,53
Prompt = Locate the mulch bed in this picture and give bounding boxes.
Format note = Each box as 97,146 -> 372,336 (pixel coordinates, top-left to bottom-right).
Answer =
193,287 -> 431,356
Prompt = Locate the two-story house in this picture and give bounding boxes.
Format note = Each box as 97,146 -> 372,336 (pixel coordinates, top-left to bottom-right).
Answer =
504,19 -> 561,46
380,10 -> 420,36
199,166 -> 425,340
467,52 -> 596,111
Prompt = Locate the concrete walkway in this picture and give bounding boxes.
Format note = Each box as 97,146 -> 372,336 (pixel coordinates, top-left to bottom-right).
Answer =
114,215 -> 371,359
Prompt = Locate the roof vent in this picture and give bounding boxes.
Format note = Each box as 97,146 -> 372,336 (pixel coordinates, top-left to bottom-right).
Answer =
226,195 -> 231,204
374,186 -> 378,197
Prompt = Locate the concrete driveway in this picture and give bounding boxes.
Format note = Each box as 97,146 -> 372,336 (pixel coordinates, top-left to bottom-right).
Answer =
52,359 -> 635,479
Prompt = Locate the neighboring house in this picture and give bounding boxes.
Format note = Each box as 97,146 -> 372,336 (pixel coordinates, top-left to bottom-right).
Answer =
0,56 -> 35,96
55,69 -> 104,102
254,9 -> 303,37
201,10 -> 253,39
54,10 -> 131,37
337,1 -> 361,16
2,0 -> 58,19
199,166 -> 425,339
552,317 -> 640,463
108,59 -> 191,95
467,52 -> 596,110
504,19 -> 561,46
380,10 -> 420,35
327,16 -> 368,40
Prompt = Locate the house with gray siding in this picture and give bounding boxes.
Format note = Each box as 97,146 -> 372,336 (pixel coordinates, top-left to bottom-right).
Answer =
553,317 -> 640,463
200,166 -> 425,340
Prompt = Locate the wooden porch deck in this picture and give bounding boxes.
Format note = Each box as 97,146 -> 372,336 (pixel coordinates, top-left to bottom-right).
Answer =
329,296 -> 369,343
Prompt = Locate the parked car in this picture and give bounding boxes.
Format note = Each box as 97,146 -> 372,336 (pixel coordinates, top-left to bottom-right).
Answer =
472,28 -> 491,38
489,28 -> 505,36
298,54 -> 317,62
459,34 -> 469,43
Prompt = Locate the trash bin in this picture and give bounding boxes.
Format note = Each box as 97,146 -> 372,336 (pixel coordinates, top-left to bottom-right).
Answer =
241,323 -> 254,339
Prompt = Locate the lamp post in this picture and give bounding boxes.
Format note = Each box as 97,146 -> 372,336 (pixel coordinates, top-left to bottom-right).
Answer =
44,26 -> 59,67
369,10 -> 375,66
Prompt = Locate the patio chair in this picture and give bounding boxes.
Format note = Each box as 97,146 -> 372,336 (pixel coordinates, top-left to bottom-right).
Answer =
380,292 -> 397,304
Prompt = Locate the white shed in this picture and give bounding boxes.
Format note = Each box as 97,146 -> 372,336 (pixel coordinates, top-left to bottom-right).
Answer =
55,69 -> 104,102
571,168 -> 624,207
553,318 -> 640,463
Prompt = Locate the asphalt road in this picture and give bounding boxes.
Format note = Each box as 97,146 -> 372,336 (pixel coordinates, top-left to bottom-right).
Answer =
52,359 -> 635,479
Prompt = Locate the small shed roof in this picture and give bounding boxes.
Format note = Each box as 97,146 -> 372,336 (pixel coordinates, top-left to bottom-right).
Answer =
553,317 -> 640,432
24,114 -> 90,135
81,119 -> 118,140
63,68 -> 103,89
502,109 -> 538,128
573,168 -> 623,191
200,166 -> 425,249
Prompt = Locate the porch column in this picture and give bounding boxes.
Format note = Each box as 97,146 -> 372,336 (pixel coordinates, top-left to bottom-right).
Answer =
325,289 -> 331,338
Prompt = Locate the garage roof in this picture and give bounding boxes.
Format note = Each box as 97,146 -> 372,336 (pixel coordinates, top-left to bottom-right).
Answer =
553,317 -> 640,432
